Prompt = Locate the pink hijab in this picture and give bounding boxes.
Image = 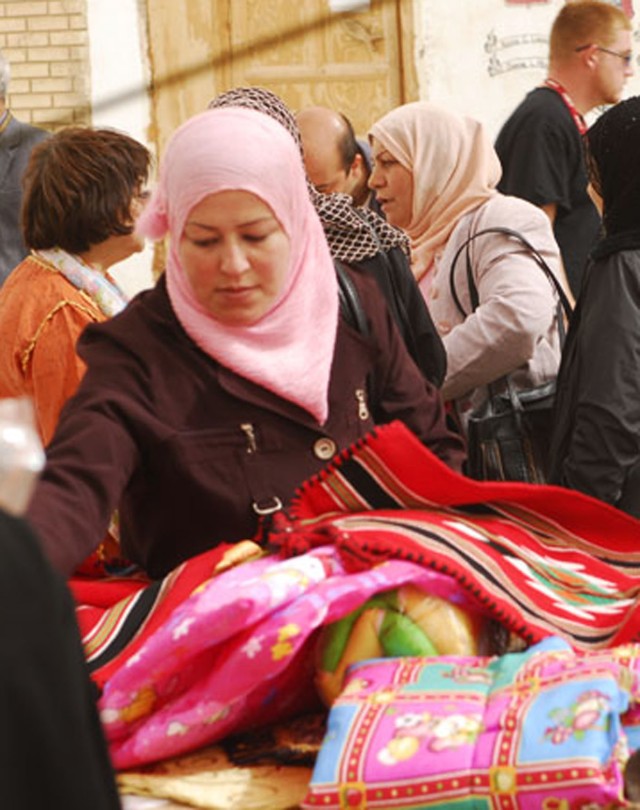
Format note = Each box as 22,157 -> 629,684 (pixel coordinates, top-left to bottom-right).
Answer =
137,107 -> 338,425
369,102 -> 502,286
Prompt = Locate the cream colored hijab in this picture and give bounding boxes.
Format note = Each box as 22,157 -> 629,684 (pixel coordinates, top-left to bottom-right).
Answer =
369,102 -> 502,283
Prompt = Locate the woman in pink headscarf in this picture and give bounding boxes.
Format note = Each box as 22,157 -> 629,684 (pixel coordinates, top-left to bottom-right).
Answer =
27,106 -> 464,579
368,102 -> 568,429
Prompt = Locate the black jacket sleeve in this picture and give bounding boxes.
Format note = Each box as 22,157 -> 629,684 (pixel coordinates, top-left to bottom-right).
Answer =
347,246 -> 447,388
549,253 -> 640,512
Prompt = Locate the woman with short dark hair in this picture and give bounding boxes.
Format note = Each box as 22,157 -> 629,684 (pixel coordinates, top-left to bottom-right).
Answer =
23,126 -> 150,255
0,126 -> 151,446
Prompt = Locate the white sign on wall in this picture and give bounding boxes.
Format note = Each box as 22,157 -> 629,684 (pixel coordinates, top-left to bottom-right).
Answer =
414,0 -> 639,140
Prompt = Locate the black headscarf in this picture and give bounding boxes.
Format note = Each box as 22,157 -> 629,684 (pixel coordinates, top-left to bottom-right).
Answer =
586,96 -> 640,258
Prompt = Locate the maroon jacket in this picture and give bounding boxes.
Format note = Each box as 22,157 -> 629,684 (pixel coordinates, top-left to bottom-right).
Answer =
27,273 -> 464,578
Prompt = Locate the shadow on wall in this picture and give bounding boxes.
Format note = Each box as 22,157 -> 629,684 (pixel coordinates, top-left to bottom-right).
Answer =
88,0 -> 397,123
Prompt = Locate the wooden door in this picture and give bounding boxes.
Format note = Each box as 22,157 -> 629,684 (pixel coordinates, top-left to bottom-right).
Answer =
145,0 -> 416,155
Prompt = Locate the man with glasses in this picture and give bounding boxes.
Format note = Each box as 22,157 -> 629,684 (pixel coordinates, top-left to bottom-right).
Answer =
495,0 -> 632,298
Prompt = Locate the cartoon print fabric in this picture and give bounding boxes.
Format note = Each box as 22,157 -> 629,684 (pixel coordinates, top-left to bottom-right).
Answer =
303,637 -> 637,809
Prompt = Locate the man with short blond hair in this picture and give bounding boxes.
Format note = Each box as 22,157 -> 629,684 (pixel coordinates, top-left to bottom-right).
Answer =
495,0 -> 633,297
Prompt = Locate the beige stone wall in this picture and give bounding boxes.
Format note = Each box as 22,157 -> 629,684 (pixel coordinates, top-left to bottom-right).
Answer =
0,0 -> 91,130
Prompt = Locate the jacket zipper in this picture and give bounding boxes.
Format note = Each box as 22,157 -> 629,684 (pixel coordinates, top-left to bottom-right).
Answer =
355,389 -> 369,421
240,422 -> 257,453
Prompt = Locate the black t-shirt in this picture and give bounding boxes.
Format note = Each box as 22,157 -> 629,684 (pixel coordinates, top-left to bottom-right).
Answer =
495,87 -> 601,296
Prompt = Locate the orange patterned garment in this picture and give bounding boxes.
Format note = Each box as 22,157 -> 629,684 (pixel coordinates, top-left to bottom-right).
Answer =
0,253 -> 105,445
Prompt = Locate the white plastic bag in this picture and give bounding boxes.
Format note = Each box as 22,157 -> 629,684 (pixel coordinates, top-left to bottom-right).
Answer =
0,397 -> 45,515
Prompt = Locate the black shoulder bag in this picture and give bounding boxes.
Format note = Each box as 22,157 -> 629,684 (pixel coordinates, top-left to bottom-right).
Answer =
449,226 -> 573,484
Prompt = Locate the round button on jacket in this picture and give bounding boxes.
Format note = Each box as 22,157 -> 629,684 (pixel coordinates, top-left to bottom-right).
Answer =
313,437 -> 337,461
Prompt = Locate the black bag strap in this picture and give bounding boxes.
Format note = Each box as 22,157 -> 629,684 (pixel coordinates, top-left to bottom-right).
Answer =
335,258 -> 370,337
448,225 -> 574,417
449,226 -> 574,329
335,258 -> 379,417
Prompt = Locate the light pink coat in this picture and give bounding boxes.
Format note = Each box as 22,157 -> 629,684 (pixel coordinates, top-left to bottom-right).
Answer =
427,194 -> 562,417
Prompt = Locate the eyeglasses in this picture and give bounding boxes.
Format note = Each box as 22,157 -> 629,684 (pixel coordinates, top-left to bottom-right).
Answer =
575,43 -> 633,67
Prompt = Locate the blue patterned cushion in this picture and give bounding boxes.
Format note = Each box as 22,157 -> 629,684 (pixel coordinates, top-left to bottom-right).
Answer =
303,638 -> 639,809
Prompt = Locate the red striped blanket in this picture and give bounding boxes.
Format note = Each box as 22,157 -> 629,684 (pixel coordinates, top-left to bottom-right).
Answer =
271,421 -> 640,649
71,421 -> 640,767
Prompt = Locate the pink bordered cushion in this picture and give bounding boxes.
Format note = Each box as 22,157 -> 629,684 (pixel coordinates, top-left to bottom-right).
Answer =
302,637 -> 639,809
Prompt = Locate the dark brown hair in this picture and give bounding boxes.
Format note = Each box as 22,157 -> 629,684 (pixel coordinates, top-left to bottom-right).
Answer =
337,112 -> 358,174
22,126 -> 152,254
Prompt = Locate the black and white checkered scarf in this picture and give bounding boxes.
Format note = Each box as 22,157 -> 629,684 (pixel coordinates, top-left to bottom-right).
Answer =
208,86 -> 409,264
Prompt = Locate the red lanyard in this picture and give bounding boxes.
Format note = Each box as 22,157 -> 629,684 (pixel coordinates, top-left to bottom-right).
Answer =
543,78 -> 588,135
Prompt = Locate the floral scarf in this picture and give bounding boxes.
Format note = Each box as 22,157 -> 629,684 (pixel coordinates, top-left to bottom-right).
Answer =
34,247 -> 128,317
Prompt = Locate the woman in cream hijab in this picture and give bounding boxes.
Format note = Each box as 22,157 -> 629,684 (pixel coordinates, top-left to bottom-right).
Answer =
369,102 -> 566,426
